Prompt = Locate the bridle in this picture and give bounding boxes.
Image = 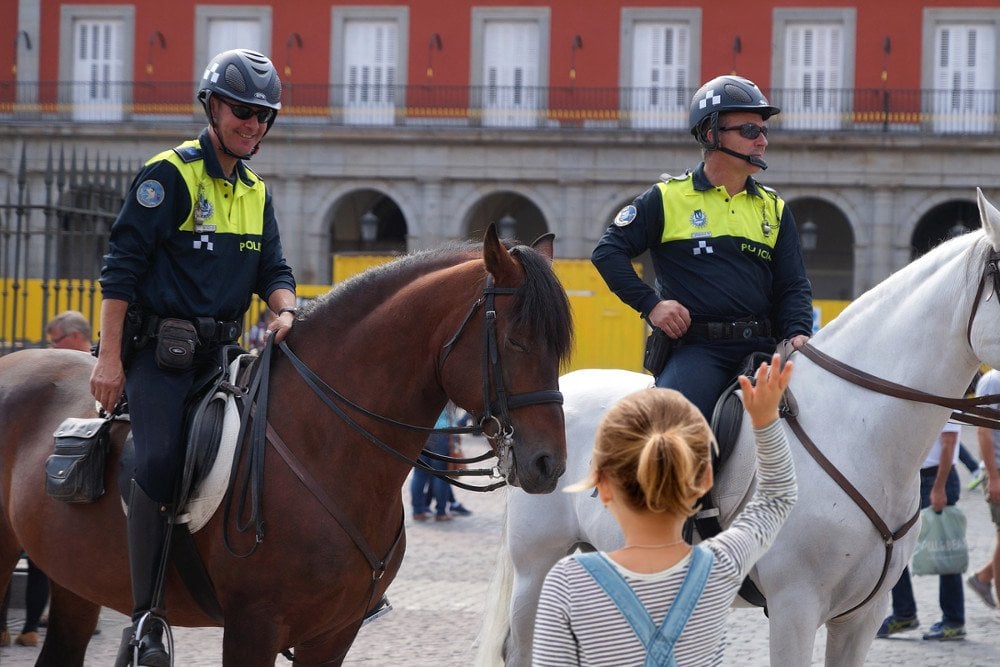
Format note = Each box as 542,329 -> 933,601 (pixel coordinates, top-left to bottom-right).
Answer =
782,247 -> 1000,619
278,273 -> 564,491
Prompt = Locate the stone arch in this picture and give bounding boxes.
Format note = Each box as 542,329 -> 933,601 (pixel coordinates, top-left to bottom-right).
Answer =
316,186 -> 410,282
459,188 -> 552,245
910,196 -> 980,260
786,196 -> 855,300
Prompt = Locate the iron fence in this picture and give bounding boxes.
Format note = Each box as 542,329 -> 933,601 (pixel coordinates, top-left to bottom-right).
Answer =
0,145 -> 131,353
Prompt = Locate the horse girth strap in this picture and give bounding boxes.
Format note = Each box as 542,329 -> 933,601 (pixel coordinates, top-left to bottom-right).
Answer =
783,406 -> 920,619
798,343 -> 1000,429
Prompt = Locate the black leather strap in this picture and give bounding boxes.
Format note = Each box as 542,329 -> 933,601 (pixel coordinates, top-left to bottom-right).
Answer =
687,319 -> 772,341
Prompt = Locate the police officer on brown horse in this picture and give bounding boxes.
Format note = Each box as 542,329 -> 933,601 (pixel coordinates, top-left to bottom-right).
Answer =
90,48 -> 297,666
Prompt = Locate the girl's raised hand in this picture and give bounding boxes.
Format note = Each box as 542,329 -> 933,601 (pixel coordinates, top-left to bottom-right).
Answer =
738,353 -> 794,428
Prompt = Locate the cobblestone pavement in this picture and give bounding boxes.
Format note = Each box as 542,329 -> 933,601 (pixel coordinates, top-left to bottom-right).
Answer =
3,435 -> 1000,666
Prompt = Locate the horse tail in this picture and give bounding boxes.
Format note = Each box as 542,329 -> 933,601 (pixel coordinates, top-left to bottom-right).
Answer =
475,488 -> 513,667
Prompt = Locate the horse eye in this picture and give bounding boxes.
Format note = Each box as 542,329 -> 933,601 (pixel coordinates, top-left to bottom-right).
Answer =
509,339 -> 528,353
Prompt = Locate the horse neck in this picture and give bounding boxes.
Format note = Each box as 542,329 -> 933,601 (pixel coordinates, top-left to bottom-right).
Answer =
797,247 -> 981,496
286,261 -> 478,459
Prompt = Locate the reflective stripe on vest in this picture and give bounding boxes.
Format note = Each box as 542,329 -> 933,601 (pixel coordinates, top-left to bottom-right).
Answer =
146,140 -> 267,237
656,179 -> 784,250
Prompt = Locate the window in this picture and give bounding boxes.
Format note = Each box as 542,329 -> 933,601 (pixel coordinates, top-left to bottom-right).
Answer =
58,5 -> 135,122
344,20 -> 398,124
332,6 -> 409,126
620,9 -> 700,130
471,7 -> 549,128
773,8 -> 855,131
928,18 -> 997,133
194,6 -> 272,96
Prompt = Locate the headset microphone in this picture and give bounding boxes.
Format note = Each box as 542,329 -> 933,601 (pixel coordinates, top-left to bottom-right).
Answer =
718,146 -> 769,170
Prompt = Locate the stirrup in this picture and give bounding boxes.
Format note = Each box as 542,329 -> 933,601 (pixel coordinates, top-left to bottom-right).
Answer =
133,612 -> 174,667
361,595 -> 393,627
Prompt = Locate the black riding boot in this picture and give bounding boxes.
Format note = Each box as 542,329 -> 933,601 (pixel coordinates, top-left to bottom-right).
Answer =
120,479 -> 173,667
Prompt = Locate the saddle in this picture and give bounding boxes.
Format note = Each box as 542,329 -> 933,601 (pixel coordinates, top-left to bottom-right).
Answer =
45,345 -> 263,624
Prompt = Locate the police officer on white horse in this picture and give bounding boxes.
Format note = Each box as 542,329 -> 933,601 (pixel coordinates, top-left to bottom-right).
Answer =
592,74 -> 813,419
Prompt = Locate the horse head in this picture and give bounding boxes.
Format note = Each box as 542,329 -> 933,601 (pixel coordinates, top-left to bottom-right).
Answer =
967,187 -> 1000,374
439,224 -> 573,493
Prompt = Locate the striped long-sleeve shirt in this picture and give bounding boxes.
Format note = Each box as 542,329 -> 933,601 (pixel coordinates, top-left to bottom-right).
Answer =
532,420 -> 797,666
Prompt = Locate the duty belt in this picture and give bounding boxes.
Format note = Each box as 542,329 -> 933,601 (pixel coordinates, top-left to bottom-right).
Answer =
686,319 -> 772,341
147,315 -> 241,344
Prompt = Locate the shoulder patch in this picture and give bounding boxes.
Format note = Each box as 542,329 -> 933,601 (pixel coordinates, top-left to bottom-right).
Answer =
614,205 -> 637,227
659,172 -> 691,183
136,180 -> 165,208
173,145 -> 203,163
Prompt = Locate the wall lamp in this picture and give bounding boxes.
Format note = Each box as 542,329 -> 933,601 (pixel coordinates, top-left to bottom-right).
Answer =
800,219 -> 818,253
569,34 -> 582,80
498,214 -> 517,240
360,210 -> 379,246
285,32 -> 303,78
13,30 -> 32,76
145,31 -> 166,75
427,32 -> 443,78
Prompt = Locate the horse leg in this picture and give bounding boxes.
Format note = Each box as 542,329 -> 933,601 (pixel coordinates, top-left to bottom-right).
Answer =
822,598 -> 886,667
35,580 -> 100,667
764,596 -> 824,667
221,617 -> 283,667
505,533 -> 574,667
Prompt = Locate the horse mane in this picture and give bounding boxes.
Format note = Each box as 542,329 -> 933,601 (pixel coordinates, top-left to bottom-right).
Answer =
818,230 -> 988,337
296,241 -> 574,363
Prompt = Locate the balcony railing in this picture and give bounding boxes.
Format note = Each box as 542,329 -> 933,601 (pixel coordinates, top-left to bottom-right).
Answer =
1,82 -> 998,135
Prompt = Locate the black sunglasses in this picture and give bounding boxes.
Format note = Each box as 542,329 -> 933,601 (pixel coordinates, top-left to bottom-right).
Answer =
719,123 -> 769,139
218,97 -> 274,124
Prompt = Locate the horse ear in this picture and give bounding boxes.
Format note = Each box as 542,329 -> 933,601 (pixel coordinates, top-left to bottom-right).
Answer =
530,233 -> 555,262
977,187 -> 1000,249
483,222 -> 519,282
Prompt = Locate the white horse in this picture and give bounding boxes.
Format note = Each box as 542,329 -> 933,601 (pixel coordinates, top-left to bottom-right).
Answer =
477,188 -> 1000,667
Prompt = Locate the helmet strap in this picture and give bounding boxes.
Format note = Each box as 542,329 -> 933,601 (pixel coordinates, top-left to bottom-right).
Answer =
702,113 -> 768,170
204,92 -> 257,161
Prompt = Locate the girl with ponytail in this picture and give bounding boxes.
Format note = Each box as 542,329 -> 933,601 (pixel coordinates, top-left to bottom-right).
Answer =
533,353 -> 797,666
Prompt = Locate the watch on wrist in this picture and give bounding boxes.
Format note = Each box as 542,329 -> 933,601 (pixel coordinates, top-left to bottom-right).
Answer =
278,307 -> 298,317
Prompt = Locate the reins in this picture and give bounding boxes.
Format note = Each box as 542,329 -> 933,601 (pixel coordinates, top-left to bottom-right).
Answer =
780,247 -> 1000,619
276,273 -> 563,491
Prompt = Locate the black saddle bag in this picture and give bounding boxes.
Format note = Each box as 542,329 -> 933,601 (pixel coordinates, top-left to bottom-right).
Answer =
45,417 -> 113,503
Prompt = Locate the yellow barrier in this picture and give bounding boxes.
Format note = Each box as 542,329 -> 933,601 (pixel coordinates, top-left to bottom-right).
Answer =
3,262 -> 849,373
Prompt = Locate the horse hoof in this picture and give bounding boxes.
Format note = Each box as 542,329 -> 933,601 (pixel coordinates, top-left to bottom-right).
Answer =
0,628 -> 11,646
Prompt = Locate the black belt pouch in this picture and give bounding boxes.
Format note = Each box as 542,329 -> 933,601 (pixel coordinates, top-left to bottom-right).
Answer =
643,327 -> 674,376
155,318 -> 198,371
45,418 -> 112,503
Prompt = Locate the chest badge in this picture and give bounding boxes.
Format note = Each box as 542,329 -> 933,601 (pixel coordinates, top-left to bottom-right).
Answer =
690,209 -> 707,228
194,184 -> 214,226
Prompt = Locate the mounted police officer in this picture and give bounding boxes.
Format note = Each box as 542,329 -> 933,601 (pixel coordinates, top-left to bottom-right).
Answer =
592,74 -> 813,420
90,49 -> 298,667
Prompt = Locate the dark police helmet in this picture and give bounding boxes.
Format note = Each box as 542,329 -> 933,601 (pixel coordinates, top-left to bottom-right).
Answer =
197,49 -> 281,131
689,75 -> 779,148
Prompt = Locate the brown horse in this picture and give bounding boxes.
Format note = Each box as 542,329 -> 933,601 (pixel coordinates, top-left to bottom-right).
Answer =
0,226 -> 573,666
